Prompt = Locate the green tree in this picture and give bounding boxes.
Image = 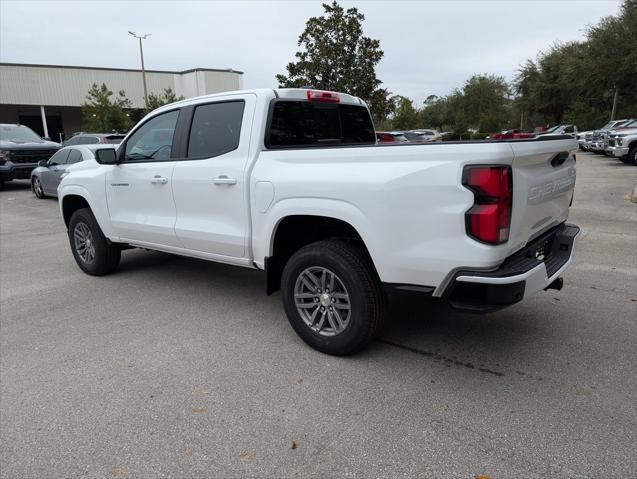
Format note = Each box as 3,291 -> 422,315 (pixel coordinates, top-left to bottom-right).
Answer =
82,83 -> 133,132
145,87 -> 185,113
584,0 -> 637,119
421,95 -> 448,131
513,0 -> 637,129
421,75 -> 510,134
461,74 -> 511,132
276,1 -> 393,123
391,96 -> 421,130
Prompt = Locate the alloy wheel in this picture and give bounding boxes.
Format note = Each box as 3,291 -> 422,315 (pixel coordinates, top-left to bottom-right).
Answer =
73,222 -> 95,264
294,266 -> 351,336
33,177 -> 43,197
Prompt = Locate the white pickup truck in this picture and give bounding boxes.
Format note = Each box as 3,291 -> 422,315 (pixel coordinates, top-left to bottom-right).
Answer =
58,88 -> 580,355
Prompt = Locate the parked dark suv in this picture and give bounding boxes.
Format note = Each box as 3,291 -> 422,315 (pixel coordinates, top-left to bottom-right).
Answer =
62,133 -> 125,146
0,124 -> 60,187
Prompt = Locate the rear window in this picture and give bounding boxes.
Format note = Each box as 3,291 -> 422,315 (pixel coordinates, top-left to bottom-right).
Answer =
105,135 -> 125,144
266,101 -> 375,148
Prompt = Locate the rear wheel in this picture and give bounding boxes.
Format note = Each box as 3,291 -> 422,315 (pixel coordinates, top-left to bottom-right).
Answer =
68,208 -> 121,275
627,146 -> 637,166
32,177 -> 45,198
281,240 -> 386,355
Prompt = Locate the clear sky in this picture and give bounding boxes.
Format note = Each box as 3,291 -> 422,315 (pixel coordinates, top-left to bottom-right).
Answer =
0,0 -> 623,105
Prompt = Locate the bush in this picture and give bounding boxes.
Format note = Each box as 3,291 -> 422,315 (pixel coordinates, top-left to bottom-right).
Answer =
471,132 -> 490,140
442,131 -> 472,141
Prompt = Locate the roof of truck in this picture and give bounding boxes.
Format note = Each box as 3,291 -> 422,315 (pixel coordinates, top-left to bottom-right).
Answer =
151,88 -> 366,116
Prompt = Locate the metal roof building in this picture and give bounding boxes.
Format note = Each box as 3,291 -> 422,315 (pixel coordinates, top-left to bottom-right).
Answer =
0,63 -> 243,143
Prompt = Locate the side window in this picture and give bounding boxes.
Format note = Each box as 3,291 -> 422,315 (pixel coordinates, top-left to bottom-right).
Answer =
65,137 -> 80,146
187,101 -> 245,159
66,149 -> 83,164
79,136 -> 99,145
47,149 -> 70,166
124,109 -> 180,162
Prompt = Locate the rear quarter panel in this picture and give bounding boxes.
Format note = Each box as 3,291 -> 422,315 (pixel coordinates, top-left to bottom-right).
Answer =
251,142 -> 518,289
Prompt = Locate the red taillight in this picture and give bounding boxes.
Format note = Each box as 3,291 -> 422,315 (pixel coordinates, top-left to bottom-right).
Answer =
463,165 -> 512,244
306,89 -> 340,103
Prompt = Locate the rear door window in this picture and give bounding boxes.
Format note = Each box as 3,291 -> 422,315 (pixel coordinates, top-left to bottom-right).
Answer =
79,136 -> 99,145
66,149 -> 83,164
266,101 -> 375,148
187,101 -> 245,159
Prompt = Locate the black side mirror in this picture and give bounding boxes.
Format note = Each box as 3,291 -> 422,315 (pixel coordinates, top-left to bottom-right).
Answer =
94,148 -> 118,165
38,159 -> 48,167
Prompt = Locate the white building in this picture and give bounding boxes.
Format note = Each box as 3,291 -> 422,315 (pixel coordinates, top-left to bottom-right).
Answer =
0,63 -> 244,142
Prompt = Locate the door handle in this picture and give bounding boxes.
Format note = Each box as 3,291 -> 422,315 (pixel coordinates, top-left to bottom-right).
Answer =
212,175 -> 237,185
150,176 -> 168,184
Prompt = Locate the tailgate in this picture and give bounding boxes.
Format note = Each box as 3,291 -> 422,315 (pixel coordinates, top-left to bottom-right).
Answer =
507,137 -> 577,254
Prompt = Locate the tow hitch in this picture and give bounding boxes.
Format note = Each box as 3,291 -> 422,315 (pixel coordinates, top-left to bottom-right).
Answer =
545,277 -> 564,291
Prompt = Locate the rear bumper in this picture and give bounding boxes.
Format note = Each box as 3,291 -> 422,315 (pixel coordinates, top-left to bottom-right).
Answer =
441,223 -> 580,313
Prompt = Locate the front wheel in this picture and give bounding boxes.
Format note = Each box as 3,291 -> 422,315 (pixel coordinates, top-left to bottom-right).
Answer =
281,240 -> 386,355
32,176 -> 45,198
627,146 -> 637,166
68,208 -> 121,275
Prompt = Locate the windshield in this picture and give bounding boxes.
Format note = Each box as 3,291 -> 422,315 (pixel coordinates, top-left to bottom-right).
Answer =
545,125 -> 561,133
0,125 -> 41,142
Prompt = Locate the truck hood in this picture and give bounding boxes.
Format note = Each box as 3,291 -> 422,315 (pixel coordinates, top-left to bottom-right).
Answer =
0,138 -> 61,149
610,127 -> 637,135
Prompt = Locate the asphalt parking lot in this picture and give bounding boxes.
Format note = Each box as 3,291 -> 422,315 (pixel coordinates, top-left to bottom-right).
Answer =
1,151 -> 636,478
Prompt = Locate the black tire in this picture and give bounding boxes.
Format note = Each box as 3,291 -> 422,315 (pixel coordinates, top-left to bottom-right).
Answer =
281,240 -> 386,355
68,208 -> 121,276
32,176 -> 45,198
627,145 -> 637,166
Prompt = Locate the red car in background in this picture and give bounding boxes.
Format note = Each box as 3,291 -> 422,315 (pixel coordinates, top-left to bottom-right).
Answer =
376,131 -> 409,143
490,129 -> 534,140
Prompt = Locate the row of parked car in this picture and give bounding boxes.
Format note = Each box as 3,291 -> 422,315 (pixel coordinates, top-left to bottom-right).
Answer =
0,124 -> 122,192
576,119 -> 637,165
376,129 -> 443,143
2,115 -> 635,195
377,124 -> 581,144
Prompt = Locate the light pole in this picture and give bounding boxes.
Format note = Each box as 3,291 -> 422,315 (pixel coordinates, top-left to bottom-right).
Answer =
128,31 -> 151,108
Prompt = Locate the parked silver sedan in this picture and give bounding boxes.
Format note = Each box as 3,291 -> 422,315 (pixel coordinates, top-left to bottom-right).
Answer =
31,144 -> 118,198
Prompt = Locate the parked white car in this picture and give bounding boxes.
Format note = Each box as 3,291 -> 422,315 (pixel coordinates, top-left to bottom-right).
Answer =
577,131 -> 593,151
410,129 -> 442,142
58,88 -> 580,355
606,120 -> 637,165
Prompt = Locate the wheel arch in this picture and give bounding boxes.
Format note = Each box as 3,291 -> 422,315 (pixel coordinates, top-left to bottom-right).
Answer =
62,194 -> 91,228
59,186 -> 116,239
264,213 -> 378,295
